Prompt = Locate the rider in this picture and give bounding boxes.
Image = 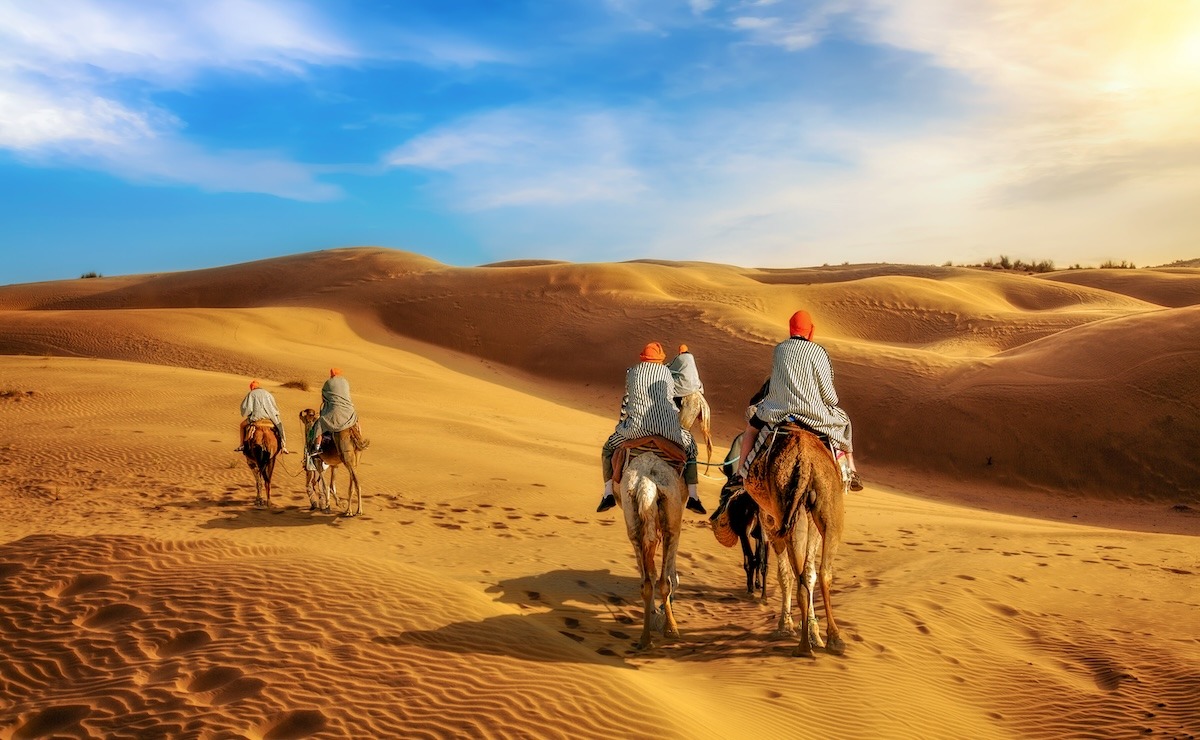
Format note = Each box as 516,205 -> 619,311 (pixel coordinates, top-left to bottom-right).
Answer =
734,310 -> 862,491
667,344 -> 704,410
597,341 -> 707,515
307,368 -> 364,455
235,380 -> 290,454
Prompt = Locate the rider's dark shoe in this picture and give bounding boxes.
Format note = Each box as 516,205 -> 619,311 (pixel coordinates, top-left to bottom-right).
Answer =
686,497 -> 707,515
849,472 -> 864,492
233,446 -> 244,452
596,493 -> 616,513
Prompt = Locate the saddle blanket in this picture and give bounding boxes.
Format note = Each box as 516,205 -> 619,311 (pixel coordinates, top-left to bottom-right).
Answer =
611,435 -> 688,485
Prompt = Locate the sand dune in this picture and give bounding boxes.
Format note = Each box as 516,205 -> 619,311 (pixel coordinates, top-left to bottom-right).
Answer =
1,249 -> 1198,739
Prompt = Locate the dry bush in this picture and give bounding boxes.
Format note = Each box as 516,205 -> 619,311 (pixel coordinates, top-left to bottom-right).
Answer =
280,380 -> 309,391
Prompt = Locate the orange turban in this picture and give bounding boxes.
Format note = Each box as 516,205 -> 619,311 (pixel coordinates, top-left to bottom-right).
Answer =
249,380 -> 261,390
330,368 -> 343,377
679,344 -> 689,353
639,342 -> 666,363
789,310 -> 815,340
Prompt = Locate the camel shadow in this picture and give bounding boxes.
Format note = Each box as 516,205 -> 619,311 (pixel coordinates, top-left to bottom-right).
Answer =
198,505 -> 349,530
371,568 -> 798,667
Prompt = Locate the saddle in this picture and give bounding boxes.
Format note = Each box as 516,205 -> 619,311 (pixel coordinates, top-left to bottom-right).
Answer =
610,435 -> 688,485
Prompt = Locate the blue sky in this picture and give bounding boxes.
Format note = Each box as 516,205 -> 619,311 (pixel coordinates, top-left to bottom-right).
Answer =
3,0 -> 1199,285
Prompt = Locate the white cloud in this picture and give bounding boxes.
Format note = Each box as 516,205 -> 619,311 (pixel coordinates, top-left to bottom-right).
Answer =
0,0 -> 361,199
387,108 -> 646,208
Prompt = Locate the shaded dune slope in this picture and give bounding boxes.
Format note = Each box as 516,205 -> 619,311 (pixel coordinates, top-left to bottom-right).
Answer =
2,248 -> 1197,501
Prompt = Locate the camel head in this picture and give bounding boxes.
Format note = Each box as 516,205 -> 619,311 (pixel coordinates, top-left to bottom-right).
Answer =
299,408 -> 319,428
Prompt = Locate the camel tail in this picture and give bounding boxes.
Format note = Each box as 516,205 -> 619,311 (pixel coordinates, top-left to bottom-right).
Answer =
631,476 -> 661,549
699,396 -> 713,466
777,455 -> 812,539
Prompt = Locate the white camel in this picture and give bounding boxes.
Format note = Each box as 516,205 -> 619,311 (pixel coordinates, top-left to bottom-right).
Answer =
618,449 -> 687,650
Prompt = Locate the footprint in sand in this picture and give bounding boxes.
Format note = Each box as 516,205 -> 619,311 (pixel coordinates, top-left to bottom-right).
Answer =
563,617 -> 581,629
12,704 -> 91,738
560,631 -> 585,643
155,629 -> 212,658
79,603 -> 146,629
261,709 -> 329,740
54,572 -> 113,598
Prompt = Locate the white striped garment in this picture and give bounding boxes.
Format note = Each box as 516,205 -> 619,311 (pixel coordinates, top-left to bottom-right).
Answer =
605,361 -> 696,456
754,337 -> 853,452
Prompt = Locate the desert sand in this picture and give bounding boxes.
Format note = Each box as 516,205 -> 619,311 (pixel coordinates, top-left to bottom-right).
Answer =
1,247 -> 1197,739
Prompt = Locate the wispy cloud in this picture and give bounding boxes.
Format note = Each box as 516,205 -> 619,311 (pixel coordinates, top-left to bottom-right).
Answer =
387,108 -> 646,208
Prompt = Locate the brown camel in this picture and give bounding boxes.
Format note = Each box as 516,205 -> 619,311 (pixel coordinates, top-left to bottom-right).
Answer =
299,408 -> 365,517
614,440 -> 688,650
742,426 -> 846,657
241,420 -> 281,508
678,390 -> 713,466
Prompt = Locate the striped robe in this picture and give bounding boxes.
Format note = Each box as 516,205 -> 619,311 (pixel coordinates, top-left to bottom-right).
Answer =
754,337 -> 853,451
604,361 -> 696,456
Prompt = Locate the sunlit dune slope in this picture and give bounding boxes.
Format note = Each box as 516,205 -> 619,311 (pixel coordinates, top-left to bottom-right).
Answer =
1,247 -> 1196,502
1041,267 -> 1200,308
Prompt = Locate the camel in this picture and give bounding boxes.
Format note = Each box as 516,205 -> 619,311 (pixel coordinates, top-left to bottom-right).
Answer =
299,408 -> 365,517
677,390 -> 713,467
241,420 -> 281,508
742,425 -> 847,657
710,433 -> 769,598
614,439 -> 688,650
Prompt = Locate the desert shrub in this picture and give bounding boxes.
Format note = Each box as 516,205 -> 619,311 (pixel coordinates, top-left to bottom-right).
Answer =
974,256 -> 1055,273
79,271 -> 102,279
280,380 -> 309,391
1099,260 -> 1136,269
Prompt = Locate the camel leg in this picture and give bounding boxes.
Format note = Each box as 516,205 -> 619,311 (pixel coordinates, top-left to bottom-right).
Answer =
739,530 -> 755,594
814,516 -> 845,656
772,537 -> 796,636
326,468 -> 339,513
787,526 -> 815,658
637,538 -> 658,650
659,512 -> 681,640
755,526 -> 769,599
336,435 -> 362,517
803,518 -> 825,649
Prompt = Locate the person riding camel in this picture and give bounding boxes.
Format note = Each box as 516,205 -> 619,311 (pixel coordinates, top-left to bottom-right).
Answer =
235,380 -> 290,454
667,344 -> 704,410
597,341 -> 707,515
733,309 -> 863,492
307,368 -> 367,455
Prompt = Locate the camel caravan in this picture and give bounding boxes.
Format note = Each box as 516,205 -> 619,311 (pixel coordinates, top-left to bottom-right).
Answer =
232,311 -> 858,656
600,312 -> 861,657
236,368 -> 369,517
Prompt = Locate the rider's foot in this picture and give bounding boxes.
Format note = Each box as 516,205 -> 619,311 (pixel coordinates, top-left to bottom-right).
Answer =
596,493 -> 616,513
686,497 -> 707,515
849,471 -> 864,491
233,446 -> 243,452
281,448 -> 292,455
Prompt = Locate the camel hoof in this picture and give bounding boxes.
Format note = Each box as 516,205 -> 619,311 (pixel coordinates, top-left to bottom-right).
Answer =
664,627 -> 681,640
792,643 -> 815,658
774,626 -> 797,639
807,620 -> 825,649
826,635 -> 846,656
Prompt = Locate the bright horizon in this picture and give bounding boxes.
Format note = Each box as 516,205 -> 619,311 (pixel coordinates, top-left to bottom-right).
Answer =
3,0 -> 1200,285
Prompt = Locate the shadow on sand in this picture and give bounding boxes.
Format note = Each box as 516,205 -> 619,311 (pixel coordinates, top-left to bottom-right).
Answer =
371,568 -> 799,667
198,504 -> 352,530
